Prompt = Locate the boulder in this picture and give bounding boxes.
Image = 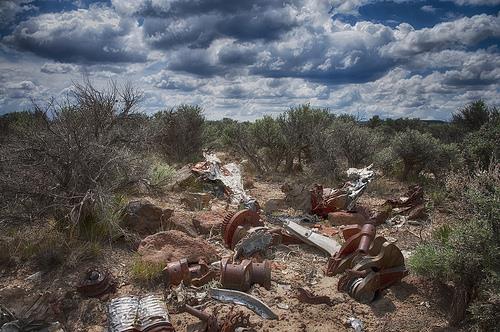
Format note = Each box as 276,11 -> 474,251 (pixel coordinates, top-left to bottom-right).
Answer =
281,183 -> 312,212
192,211 -> 224,235
122,199 -> 173,235
263,198 -> 287,214
168,165 -> 202,192
327,211 -> 367,226
181,192 -> 213,211
167,212 -> 199,237
137,230 -> 219,265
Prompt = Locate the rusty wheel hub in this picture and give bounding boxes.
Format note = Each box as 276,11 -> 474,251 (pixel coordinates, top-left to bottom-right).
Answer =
221,209 -> 263,249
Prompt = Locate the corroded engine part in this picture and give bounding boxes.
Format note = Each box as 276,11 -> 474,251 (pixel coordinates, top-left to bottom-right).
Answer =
220,258 -> 252,291
325,223 -> 376,276
164,258 -> 191,287
338,266 -> 408,304
76,268 -> 116,298
164,259 -> 216,287
336,237 -> 408,303
220,258 -> 272,291
221,209 -> 263,249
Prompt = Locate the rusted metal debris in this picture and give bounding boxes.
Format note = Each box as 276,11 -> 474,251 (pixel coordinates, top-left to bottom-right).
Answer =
383,185 -> 427,220
222,209 -> 263,249
339,266 -> 408,304
326,225 -> 408,303
164,259 -> 216,288
108,295 -> 175,332
326,224 -> 376,276
309,165 -> 375,217
295,287 -> 334,306
220,258 -> 271,291
183,305 -> 251,332
76,268 -> 116,298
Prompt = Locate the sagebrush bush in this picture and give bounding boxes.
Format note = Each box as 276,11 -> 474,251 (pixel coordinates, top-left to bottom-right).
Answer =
462,119 -> 500,170
0,79 -> 145,224
409,164 -> 499,327
152,104 -> 205,163
391,129 -> 459,179
323,118 -> 382,167
278,104 -> 334,172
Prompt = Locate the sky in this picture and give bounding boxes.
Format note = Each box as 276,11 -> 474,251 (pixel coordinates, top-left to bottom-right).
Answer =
0,0 -> 499,120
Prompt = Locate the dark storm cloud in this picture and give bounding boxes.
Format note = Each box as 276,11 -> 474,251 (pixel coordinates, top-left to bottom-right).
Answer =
117,0 -> 299,50
3,5 -> 147,64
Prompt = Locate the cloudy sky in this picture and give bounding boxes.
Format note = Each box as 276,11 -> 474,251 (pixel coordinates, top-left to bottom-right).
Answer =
0,0 -> 499,120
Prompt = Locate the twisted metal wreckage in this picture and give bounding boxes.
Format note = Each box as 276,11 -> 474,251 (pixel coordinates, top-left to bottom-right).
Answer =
0,154 -> 419,332
109,155 -> 412,331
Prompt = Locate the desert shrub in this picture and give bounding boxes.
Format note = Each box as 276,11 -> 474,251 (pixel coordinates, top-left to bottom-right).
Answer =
222,121 -> 268,173
0,79 -> 145,230
278,104 -> 334,172
324,119 -> 382,167
409,164 -> 499,327
373,146 -> 400,175
250,116 -> 287,172
152,104 -> 204,163
452,100 -> 498,133
462,119 -> 500,170
391,129 -> 459,179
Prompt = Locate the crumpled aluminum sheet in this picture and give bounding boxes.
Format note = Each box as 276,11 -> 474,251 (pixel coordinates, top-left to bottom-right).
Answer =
199,153 -> 257,209
108,295 -> 172,332
345,164 -> 375,210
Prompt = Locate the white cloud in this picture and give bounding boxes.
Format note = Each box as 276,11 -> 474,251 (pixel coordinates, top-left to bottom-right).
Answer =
381,14 -> 500,58
3,4 -> 147,63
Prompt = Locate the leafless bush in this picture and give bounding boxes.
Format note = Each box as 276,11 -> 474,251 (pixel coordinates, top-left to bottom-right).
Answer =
0,78 -> 146,225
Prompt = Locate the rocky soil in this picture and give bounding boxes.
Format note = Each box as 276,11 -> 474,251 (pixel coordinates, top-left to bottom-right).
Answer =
0,177 -> 458,332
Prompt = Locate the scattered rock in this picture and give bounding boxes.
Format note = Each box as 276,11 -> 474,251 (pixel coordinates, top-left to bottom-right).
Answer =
281,183 -> 312,212
327,211 -> 367,226
168,165 -> 200,192
263,198 -> 287,214
167,212 -> 199,237
191,211 -> 224,235
122,199 -> 173,235
181,192 -> 213,211
137,230 -> 219,265
243,176 -> 255,189
408,204 -> 427,220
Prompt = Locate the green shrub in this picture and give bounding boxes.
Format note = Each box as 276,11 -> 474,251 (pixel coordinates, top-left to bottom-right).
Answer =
462,119 -> 500,170
391,129 -> 459,179
152,104 -> 205,163
373,146 -> 400,175
452,100 -> 498,133
409,165 -> 499,326
324,119 -> 382,167
278,104 -> 334,172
